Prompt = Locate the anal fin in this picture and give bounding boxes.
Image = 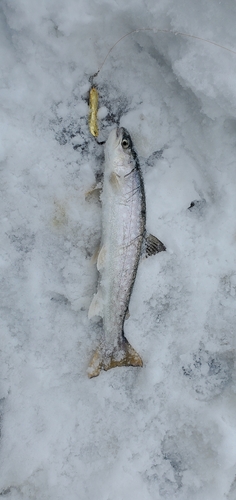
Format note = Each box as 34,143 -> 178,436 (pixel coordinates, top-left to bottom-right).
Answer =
87,337 -> 143,378
88,288 -> 103,319
87,349 -> 101,378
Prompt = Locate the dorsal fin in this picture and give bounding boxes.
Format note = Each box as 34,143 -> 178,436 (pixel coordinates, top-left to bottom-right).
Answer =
144,233 -> 166,257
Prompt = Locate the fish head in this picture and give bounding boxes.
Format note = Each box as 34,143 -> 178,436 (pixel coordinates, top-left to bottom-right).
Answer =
104,127 -> 137,176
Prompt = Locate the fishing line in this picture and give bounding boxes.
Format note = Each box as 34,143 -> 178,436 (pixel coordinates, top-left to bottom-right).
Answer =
89,28 -> 236,137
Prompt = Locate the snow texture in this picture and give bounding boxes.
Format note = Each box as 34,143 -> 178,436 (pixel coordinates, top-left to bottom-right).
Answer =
0,0 -> 236,499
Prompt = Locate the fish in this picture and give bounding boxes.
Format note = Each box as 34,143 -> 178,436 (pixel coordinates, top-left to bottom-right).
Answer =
88,127 -> 166,378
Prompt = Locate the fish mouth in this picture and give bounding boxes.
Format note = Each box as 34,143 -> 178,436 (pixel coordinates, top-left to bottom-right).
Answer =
116,127 -> 123,141
116,127 -> 127,147
116,127 -> 122,137
112,127 -> 123,147
106,127 -> 128,150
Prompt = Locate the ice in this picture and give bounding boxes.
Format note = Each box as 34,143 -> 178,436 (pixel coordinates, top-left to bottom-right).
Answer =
1,0 -> 236,498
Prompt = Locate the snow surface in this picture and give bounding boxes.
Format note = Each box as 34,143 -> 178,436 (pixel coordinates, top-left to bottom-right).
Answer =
1,0 -> 236,498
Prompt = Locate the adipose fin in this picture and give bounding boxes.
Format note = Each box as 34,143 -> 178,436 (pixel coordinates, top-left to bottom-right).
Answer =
125,308 -> 130,320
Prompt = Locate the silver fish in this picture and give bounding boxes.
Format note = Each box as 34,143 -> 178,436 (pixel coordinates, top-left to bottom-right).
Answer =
88,127 -> 165,378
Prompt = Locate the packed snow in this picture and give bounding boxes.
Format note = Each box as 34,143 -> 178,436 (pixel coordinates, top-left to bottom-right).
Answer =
1,1 -> 236,499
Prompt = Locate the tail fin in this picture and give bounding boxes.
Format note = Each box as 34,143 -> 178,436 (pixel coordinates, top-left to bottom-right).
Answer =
87,338 -> 143,378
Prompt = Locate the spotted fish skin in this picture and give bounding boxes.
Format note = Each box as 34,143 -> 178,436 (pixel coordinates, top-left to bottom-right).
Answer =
102,128 -> 145,344
88,127 -> 165,377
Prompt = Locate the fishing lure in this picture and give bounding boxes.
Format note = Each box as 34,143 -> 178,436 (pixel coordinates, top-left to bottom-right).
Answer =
87,28 -> 236,137
89,87 -> 99,137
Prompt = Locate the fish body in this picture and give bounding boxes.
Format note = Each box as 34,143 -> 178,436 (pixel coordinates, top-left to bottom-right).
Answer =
88,127 -> 165,378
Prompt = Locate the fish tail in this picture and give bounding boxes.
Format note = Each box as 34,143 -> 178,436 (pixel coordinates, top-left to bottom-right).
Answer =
87,337 -> 143,378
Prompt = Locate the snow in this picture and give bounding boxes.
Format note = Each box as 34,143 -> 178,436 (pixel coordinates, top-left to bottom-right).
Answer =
1,0 -> 236,498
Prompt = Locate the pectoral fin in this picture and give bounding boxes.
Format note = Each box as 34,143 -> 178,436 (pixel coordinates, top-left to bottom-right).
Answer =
87,337 -> 143,378
109,172 -> 121,191
85,182 -> 102,200
144,233 -> 166,257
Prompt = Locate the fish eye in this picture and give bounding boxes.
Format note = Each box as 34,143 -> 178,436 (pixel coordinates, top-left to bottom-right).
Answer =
121,138 -> 130,149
